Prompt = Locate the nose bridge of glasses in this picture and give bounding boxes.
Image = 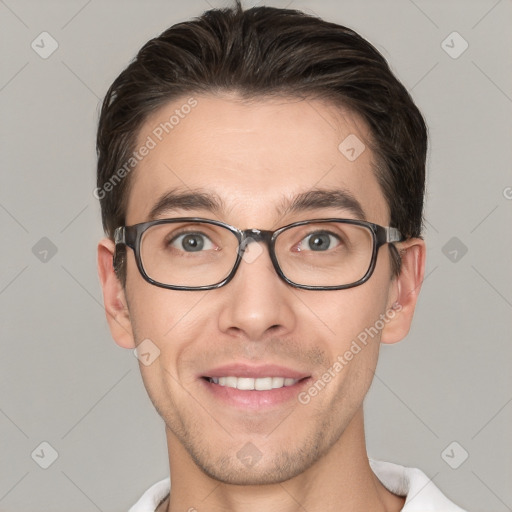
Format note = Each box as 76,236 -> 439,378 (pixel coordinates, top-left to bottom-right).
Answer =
240,228 -> 274,250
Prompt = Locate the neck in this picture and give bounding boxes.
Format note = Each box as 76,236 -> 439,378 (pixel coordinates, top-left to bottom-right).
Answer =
162,409 -> 404,512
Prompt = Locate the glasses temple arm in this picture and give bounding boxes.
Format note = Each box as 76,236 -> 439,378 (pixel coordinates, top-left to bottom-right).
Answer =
386,227 -> 404,243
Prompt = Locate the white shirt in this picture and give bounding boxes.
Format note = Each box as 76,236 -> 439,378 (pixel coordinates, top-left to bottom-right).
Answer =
129,459 -> 466,512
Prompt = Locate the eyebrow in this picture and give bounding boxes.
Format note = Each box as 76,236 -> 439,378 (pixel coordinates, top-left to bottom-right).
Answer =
282,188 -> 366,221
147,187 -> 366,221
148,188 -> 224,220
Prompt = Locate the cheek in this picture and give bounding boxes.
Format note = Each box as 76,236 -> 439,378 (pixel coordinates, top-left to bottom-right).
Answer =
125,271 -> 214,376
126,284 -> 216,408
303,284 -> 389,349
295,272 -> 392,403
125,253 -> 211,339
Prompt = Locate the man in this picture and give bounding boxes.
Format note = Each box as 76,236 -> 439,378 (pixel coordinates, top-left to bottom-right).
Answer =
96,2 -> 466,511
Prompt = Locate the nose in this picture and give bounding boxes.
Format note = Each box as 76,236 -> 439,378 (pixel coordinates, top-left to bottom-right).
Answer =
217,241 -> 297,342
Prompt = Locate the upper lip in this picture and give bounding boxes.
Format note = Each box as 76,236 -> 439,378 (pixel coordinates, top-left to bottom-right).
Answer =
201,363 -> 310,380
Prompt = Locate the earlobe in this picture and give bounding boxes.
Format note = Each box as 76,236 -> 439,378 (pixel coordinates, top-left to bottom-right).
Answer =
97,238 -> 135,349
380,238 -> 426,344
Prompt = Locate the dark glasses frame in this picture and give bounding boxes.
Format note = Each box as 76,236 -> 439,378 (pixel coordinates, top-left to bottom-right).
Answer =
114,217 -> 404,291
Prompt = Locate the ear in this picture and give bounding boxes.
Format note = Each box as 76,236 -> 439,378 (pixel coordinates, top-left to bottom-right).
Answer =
380,238 -> 426,344
97,238 -> 135,349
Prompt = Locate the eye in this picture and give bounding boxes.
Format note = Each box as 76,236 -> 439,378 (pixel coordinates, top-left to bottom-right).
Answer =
296,231 -> 341,252
169,232 -> 215,252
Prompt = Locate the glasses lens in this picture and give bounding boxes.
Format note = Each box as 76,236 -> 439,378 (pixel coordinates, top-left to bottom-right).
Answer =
140,221 -> 239,287
275,221 -> 374,287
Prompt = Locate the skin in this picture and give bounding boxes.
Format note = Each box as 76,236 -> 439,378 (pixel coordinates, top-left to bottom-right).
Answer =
98,94 -> 425,512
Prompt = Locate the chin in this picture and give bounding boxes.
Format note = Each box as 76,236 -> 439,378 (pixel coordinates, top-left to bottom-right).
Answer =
194,454 -> 309,486
185,429 -> 331,486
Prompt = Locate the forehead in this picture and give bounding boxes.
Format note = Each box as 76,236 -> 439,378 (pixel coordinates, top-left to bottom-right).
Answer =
125,94 -> 389,227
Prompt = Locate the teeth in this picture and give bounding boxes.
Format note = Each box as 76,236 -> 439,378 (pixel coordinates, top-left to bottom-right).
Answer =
272,377 -> 284,389
210,376 -> 299,390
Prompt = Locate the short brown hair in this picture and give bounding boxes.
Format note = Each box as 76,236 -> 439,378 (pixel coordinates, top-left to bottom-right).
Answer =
97,1 -> 427,285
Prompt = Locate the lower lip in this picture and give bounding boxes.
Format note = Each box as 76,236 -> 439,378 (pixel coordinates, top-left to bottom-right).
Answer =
200,377 -> 311,409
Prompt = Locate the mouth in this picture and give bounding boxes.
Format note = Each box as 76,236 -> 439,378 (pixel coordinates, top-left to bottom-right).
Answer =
199,364 -> 312,409
203,376 -> 304,390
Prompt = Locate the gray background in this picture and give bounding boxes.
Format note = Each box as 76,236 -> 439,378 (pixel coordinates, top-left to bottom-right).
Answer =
0,0 -> 511,511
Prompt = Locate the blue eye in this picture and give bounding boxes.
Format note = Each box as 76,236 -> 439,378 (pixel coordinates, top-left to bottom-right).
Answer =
297,231 -> 341,252
170,232 -> 215,252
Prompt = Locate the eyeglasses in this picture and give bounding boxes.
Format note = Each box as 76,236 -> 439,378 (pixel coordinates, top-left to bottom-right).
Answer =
113,217 -> 403,291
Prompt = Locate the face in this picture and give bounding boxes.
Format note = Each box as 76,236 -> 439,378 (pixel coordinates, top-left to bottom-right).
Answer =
100,94 -> 418,485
